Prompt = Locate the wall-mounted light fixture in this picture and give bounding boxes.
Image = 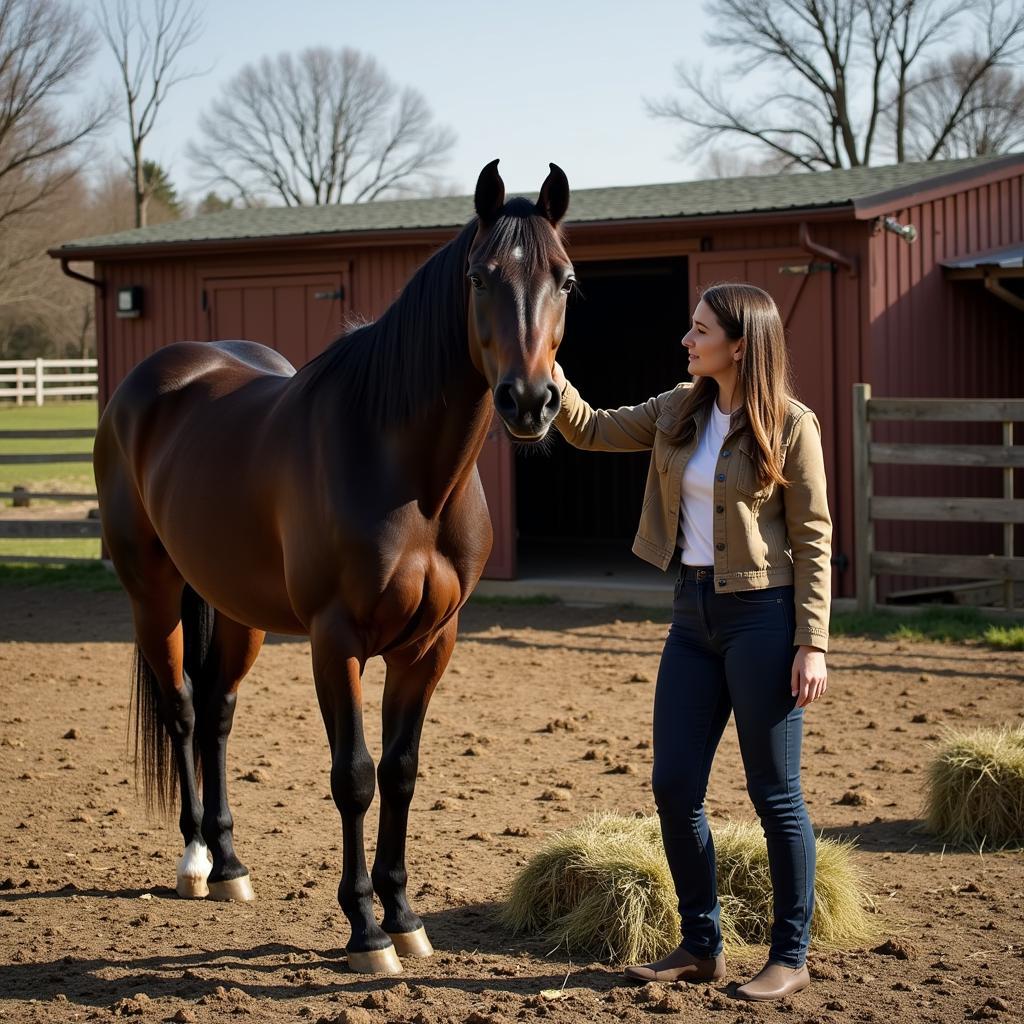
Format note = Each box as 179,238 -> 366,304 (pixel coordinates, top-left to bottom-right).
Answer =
116,286 -> 143,319
881,216 -> 918,244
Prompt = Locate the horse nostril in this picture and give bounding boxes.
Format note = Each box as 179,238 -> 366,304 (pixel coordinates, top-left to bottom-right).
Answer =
494,382 -> 517,419
542,383 -> 560,418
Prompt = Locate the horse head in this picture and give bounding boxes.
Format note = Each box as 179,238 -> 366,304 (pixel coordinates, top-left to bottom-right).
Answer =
467,159 -> 574,442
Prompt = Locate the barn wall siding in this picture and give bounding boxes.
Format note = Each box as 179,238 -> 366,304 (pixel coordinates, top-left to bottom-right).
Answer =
867,172 -> 1024,600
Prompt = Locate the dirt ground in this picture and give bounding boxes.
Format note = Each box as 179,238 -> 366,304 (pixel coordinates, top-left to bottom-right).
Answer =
1,586 -> 1022,1024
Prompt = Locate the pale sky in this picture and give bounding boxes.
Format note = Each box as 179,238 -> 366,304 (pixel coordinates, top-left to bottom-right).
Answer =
76,0 -> 730,203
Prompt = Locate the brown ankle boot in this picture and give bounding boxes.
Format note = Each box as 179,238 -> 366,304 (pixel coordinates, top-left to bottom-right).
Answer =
735,961 -> 810,1001
623,944 -> 726,984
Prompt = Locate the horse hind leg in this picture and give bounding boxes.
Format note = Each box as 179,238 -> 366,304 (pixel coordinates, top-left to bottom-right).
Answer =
195,612 -> 265,901
98,449 -> 212,897
125,569 -> 212,899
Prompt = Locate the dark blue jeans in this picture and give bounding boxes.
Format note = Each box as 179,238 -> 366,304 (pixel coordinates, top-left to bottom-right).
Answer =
652,564 -> 815,968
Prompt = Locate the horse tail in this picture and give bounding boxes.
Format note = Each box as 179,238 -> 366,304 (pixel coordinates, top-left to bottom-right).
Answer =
130,584 -> 215,812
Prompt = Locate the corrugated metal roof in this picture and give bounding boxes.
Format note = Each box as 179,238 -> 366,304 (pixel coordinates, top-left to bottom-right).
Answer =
941,242 -> 1024,269
55,153 -> 1021,253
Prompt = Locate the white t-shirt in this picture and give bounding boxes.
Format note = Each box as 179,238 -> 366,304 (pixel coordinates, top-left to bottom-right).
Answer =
679,401 -> 734,565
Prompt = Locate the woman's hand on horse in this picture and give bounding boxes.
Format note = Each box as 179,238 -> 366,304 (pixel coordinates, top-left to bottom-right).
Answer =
552,361 -> 566,392
791,646 -> 827,708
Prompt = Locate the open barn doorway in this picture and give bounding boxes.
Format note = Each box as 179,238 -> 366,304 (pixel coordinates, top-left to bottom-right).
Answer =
515,257 -> 691,583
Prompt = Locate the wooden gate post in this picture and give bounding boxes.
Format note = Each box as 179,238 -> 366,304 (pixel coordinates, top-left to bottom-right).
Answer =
1004,420 -> 1015,611
34,357 -> 44,407
852,383 -> 874,613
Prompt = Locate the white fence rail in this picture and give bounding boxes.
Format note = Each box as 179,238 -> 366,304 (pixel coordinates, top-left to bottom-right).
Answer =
0,359 -> 98,405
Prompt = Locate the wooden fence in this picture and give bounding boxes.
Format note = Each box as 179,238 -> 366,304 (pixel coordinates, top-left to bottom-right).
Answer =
852,384 -> 1023,612
0,428 -> 100,565
0,359 -> 98,405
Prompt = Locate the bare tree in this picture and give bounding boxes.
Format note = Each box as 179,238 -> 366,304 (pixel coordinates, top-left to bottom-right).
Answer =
0,0 -> 107,232
187,47 -> 456,206
696,146 -> 794,179
901,51 -> 1024,157
97,0 -> 204,227
0,173 -> 97,359
648,0 -> 1024,170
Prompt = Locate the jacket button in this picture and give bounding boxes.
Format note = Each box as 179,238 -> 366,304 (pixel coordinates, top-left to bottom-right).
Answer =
717,579 -> 725,586
716,473 -> 725,482
716,542 -> 725,551
716,505 -> 724,513
721,450 -> 731,457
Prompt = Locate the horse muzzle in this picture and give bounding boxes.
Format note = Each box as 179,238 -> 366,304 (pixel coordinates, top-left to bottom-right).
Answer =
493,376 -> 560,442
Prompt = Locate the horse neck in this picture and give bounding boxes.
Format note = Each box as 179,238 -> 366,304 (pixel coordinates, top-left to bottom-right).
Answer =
396,350 -> 493,519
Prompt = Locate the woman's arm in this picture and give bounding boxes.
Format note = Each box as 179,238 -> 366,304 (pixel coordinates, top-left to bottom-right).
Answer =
782,410 -> 832,653
553,363 -> 672,452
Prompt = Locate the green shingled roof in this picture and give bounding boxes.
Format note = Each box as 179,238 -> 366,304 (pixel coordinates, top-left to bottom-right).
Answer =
55,154 -> 1021,253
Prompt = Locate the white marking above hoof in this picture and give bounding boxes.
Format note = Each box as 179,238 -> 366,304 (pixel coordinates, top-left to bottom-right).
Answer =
207,874 -> 255,902
176,840 -> 212,899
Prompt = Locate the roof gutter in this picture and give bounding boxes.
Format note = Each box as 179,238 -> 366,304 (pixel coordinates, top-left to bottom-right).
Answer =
798,222 -> 858,277
59,257 -> 104,293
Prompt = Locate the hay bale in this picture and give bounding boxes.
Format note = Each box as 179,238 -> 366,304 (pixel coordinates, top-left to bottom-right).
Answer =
499,814 -> 684,965
925,725 -> 1024,849
712,820 -> 875,950
501,814 -> 874,964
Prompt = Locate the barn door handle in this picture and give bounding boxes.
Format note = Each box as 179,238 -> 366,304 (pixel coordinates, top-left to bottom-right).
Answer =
314,288 -> 345,300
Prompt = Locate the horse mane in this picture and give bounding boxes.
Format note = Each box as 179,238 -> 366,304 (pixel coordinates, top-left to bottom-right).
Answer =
296,198 -> 566,428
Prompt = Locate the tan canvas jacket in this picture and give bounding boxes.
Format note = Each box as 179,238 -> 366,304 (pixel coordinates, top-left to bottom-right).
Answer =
555,379 -> 832,652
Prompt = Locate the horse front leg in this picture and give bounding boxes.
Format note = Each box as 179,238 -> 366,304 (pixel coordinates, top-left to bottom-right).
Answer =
373,617 -> 457,959
311,612 -> 401,975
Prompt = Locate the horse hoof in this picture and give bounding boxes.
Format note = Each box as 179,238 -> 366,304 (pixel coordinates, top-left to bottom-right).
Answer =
207,874 -> 255,902
176,875 -> 209,899
176,840 -> 211,899
387,927 -> 433,959
347,945 -> 403,975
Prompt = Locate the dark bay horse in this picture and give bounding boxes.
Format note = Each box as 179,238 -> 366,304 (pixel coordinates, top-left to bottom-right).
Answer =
93,160 -> 574,974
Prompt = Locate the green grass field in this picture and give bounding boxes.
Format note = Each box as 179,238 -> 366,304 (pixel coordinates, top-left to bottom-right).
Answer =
0,399 -> 97,492
831,605 -> 1023,651
0,400 -> 99,562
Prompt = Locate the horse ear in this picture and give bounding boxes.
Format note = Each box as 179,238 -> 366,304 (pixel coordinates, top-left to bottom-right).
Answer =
536,162 -> 569,225
474,159 -> 505,229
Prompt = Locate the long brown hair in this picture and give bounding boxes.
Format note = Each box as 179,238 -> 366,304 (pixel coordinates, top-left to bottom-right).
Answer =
668,282 -> 794,490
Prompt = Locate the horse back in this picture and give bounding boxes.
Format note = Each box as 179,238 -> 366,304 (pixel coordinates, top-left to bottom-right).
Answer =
98,341 -> 292,466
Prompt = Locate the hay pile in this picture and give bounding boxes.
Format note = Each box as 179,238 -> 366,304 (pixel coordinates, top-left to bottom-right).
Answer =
925,725 -> 1024,849
501,813 -> 875,964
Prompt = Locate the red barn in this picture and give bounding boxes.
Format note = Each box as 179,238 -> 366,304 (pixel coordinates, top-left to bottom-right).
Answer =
51,154 -> 1024,602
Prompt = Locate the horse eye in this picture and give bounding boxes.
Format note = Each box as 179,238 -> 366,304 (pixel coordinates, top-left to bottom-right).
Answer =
560,277 -> 576,294
469,274 -> 484,290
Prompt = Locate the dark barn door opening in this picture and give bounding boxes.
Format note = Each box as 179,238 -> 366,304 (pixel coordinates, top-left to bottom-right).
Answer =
515,257 -> 690,575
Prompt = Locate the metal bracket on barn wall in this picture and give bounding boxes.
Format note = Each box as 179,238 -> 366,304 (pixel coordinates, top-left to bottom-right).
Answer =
797,223 -> 858,278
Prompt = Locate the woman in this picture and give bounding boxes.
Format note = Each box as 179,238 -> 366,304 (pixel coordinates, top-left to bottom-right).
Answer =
552,282 -> 831,1002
